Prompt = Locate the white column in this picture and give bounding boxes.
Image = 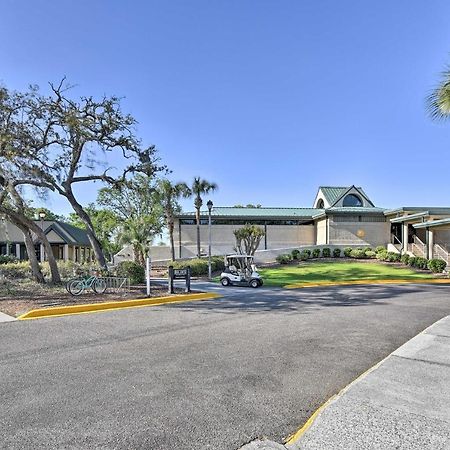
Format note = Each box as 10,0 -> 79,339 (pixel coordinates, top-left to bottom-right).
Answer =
73,246 -> 77,262
63,244 -> 69,261
402,222 -> 408,253
428,229 -> 434,259
5,243 -> 9,256
40,244 -> 44,262
16,243 -> 21,259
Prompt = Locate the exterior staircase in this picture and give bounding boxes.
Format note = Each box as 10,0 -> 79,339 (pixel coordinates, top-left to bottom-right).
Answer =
434,242 -> 449,267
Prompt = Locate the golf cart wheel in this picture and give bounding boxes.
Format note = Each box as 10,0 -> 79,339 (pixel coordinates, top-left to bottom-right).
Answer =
221,277 -> 230,286
93,278 -> 107,294
68,280 -> 84,296
250,279 -> 259,288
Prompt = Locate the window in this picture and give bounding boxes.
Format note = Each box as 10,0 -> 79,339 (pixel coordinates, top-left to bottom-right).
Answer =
343,194 -> 363,207
317,199 -> 325,209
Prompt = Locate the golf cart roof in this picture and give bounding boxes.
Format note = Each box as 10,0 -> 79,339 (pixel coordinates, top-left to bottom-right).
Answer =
225,254 -> 254,259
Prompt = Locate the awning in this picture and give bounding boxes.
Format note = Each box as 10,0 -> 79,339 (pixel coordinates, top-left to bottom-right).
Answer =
390,211 -> 429,223
414,217 -> 450,229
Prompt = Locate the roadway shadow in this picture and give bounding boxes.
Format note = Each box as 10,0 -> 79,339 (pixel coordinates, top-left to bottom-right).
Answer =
165,284 -> 450,315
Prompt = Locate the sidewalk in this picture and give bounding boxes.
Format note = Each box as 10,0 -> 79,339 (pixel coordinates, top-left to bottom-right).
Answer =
241,315 -> 450,450
0,312 -> 16,323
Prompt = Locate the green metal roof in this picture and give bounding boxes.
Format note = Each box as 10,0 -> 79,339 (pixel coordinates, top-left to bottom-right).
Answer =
385,207 -> 450,216
390,211 -> 430,223
326,207 -> 386,213
318,186 -> 373,207
413,217 -> 450,229
44,221 -> 91,246
179,207 -> 323,219
319,187 -> 349,205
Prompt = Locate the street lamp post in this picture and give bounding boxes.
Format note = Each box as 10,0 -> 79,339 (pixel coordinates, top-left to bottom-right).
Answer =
207,200 -> 213,280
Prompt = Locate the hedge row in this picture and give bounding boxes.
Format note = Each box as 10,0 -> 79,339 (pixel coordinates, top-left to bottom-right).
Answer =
0,255 -> 17,265
277,247 -> 339,264
172,256 -> 225,277
0,260 -> 103,281
276,246 -> 447,273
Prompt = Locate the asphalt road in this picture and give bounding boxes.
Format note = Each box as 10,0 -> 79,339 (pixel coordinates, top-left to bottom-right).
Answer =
1,282 -> 450,449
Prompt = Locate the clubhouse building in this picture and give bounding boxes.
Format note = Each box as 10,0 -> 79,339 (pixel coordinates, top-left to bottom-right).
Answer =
0,219 -> 92,263
174,185 -> 450,264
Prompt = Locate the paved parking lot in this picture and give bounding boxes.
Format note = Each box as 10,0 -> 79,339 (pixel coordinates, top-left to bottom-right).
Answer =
1,283 -> 449,449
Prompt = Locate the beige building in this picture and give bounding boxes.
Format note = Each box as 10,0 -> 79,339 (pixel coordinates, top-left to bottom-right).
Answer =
0,219 -> 92,263
173,185 -> 450,264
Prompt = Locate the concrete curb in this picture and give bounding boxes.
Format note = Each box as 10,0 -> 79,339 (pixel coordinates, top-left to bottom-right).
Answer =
284,315 -> 450,448
17,292 -> 221,320
285,278 -> 450,289
0,312 -> 17,323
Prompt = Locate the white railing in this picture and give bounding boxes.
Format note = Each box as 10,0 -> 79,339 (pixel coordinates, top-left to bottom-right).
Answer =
411,236 -> 426,258
433,243 -> 449,265
391,233 -> 402,250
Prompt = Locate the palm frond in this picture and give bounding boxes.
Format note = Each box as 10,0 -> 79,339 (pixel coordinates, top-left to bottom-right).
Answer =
427,67 -> 450,121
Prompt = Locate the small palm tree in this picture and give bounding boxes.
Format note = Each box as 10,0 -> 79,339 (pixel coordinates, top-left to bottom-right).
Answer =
119,216 -> 159,266
428,68 -> 450,120
190,177 -> 218,257
156,179 -> 191,261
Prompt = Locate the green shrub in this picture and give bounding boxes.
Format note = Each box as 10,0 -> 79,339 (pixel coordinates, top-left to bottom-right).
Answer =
172,257 -> 224,277
408,256 -> 428,270
343,247 -> 353,257
291,249 -> 300,260
312,248 -> 321,258
365,250 -> 376,258
375,246 -> 386,254
0,261 -> 31,279
385,252 -> 401,262
350,248 -> 366,259
376,250 -> 388,261
276,254 -> 292,264
0,255 -> 17,264
322,247 -> 331,258
428,259 -> 447,273
400,254 -> 410,265
300,249 -> 311,260
333,248 -> 341,258
116,261 -> 145,284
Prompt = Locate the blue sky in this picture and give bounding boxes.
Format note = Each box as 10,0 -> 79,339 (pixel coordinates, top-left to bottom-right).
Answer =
1,0 -> 450,214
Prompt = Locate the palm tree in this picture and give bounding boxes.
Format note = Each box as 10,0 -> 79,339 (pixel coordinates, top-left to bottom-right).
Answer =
118,216 -> 159,266
428,68 -> 450,120
156,179 -> 191,261
190,177 -> 218,257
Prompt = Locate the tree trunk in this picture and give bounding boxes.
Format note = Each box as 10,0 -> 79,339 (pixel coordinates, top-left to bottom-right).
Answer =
30,224 -> 62,284
0,207 -> 61,284
15,223 -> 45,284
195,207 -> 201,258
169,219 -> 175,261
64,190 -> 108,270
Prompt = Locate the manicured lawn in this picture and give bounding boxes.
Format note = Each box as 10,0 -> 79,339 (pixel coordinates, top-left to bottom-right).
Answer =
259,261 -> 439,287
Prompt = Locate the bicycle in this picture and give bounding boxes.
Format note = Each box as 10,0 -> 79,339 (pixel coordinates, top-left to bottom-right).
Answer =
66,275 -> 107,296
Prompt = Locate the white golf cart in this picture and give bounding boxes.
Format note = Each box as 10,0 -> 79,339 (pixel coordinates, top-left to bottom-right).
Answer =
220,254 -> 263,288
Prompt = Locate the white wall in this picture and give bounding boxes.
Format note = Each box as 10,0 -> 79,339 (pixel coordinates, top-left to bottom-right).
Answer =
174,222 -> 315,258
316,218 -> 327,245
328,218 -> 390,246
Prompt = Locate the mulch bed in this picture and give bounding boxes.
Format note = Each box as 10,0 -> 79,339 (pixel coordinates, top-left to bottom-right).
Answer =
0,283 -> 187,318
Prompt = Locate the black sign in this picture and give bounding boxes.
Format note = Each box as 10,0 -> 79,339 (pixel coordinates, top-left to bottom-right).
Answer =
173,269 -> 188,279
168,266 -> 191,294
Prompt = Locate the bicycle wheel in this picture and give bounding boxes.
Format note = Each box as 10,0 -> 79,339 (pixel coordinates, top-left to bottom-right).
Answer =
93,278 -> 107,294
68,280 -> 85,296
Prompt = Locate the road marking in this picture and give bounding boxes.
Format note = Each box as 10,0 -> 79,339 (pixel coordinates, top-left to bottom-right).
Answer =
17,292 -> 221,320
